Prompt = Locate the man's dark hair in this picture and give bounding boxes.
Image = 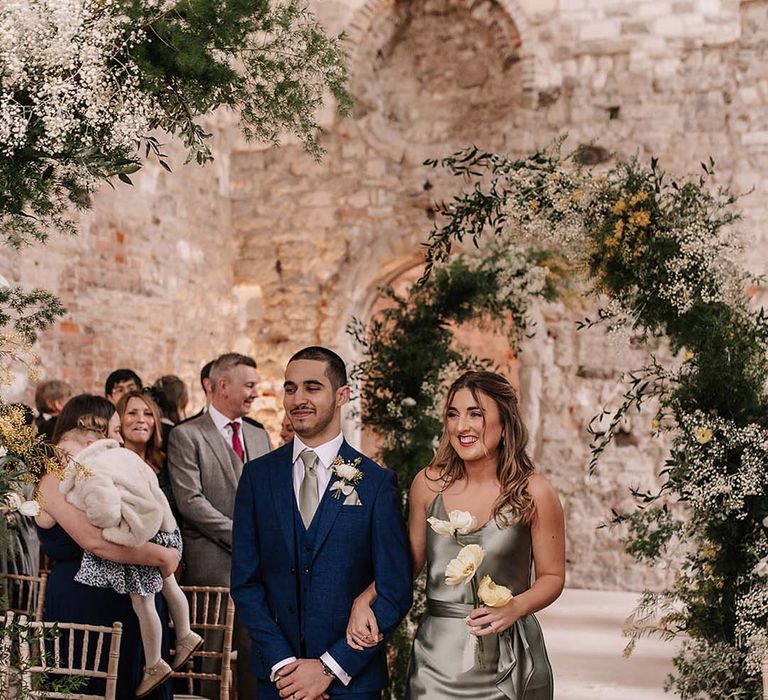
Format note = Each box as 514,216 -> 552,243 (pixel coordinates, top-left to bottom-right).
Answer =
200,360 -> 215,390
104,369 -> 143,397
288,346 -> 347,391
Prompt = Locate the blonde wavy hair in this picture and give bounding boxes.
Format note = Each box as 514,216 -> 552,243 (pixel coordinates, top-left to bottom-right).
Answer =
427,370 -> 536,525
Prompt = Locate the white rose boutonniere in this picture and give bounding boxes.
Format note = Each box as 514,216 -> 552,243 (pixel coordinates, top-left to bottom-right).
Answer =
428,509 -> 478,537
330,456 -> 363,506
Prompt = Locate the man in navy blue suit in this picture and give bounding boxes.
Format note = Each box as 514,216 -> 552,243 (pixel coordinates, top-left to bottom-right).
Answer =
231,346 -> 412,700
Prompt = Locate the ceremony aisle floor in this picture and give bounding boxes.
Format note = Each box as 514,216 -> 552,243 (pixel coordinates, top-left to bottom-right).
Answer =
537,588 -> 678,700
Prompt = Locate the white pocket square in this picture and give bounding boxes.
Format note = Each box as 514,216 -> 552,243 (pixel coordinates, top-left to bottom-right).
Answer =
343,491 -> 362,506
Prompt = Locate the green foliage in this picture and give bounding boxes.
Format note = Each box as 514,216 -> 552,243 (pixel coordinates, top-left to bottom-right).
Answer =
0,286 -> 64,341
127,0 -> 351,163
0,0 -> 351,246
349,258 -> 499,486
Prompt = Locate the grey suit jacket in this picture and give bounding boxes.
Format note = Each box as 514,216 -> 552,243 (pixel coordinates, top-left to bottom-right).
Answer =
167,412 -> 271,586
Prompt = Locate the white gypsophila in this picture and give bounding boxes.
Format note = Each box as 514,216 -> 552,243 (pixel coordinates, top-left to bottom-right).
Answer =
657,220 -> 745,315
500,167 -> 594,261
676,411 -> 768,521
0,0 -> 157,158
735,584 -> 768,675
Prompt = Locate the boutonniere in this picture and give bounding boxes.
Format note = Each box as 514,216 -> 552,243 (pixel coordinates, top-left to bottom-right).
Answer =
329,456 -> 363,505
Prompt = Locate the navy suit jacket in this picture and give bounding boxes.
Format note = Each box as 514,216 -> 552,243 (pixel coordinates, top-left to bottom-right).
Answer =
231,440 -> 412,693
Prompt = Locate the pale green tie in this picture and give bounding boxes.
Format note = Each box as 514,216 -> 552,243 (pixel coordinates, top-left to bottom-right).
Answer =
298,449 -> 319,528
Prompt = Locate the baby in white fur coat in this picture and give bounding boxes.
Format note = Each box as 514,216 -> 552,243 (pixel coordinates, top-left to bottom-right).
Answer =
58,429 -> 203,697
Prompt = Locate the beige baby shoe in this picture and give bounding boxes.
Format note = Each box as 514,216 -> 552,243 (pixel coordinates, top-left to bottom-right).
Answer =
173,630 -> 204,670
137,658 -> 172,697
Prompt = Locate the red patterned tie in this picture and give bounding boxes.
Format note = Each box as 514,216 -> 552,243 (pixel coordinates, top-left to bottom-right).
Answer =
229,422 -> 245,462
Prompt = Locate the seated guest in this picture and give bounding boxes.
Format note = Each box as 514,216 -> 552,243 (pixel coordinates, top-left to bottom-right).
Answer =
34,379 -> 72,441
105,369 -> 142,406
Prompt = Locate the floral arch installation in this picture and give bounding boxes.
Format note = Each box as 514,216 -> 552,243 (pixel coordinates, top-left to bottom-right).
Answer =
351,142 -> 768,698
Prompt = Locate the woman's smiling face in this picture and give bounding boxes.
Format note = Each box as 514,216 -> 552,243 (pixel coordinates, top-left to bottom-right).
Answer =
445,387 -> 502,466
120,396 -> 154,446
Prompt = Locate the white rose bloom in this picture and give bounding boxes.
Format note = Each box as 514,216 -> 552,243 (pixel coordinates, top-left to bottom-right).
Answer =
427,517 -> 456,536
763,516 -> 768,529
477,575 -> 514,607
335,464 -> 360,481
4,492 -> 22,512
445,544 -> 485,586
401,397 -> 417,407
448,510 -> 478,534
19,500 -> 41,517
0,446 -> 7,458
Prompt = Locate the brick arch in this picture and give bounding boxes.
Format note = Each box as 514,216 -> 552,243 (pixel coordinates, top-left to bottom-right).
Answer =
345,0 -> 535,96
343,0 -> 536,155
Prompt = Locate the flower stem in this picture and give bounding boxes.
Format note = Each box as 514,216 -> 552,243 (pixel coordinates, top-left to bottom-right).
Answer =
470,576 -> 485,670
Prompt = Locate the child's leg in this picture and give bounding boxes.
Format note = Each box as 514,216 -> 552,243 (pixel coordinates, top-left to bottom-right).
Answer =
130,592 -> 163,667
162,575 -> 192,639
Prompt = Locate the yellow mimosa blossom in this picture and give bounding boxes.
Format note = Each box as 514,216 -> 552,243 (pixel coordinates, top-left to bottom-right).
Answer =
629,210 -> 651,228
529,199 -> 540,210
630,190 -> 649,205
611,199 -> 627,215
684,349 -> 694,362
613,219 -> 624,236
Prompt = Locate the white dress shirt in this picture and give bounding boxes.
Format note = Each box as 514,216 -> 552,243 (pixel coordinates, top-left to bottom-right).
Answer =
271,432 -> 351,686
208,404 -> 246,459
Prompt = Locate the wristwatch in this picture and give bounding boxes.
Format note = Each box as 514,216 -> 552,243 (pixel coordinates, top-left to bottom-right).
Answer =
320,660 -> 337,680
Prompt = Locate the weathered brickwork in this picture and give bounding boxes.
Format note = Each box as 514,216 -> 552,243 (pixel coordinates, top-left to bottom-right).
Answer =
4,0 -> 768,588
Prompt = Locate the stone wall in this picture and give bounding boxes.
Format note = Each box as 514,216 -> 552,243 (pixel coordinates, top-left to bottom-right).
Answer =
5,0 -> 768,589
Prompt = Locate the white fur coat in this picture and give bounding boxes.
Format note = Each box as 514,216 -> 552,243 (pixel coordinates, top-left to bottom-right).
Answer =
60,439 -> 177,547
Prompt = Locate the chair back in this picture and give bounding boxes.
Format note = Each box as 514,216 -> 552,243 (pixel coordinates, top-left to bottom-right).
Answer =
0,611 -> 18,697
18,615 -> 123,700
171,585 -> 234,700
0,572 -> 48,621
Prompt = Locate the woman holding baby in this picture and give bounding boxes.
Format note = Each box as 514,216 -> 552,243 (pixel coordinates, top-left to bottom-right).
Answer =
37,394 -> 179,699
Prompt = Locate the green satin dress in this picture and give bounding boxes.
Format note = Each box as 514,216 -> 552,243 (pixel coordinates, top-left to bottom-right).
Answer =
406,494 -> 553,700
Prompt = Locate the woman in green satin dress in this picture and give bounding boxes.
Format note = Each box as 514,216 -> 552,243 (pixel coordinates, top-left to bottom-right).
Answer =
347,371 -> 565,699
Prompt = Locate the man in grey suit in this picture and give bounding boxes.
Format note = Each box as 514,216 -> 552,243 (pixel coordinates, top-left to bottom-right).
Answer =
168,352 -> 271,698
